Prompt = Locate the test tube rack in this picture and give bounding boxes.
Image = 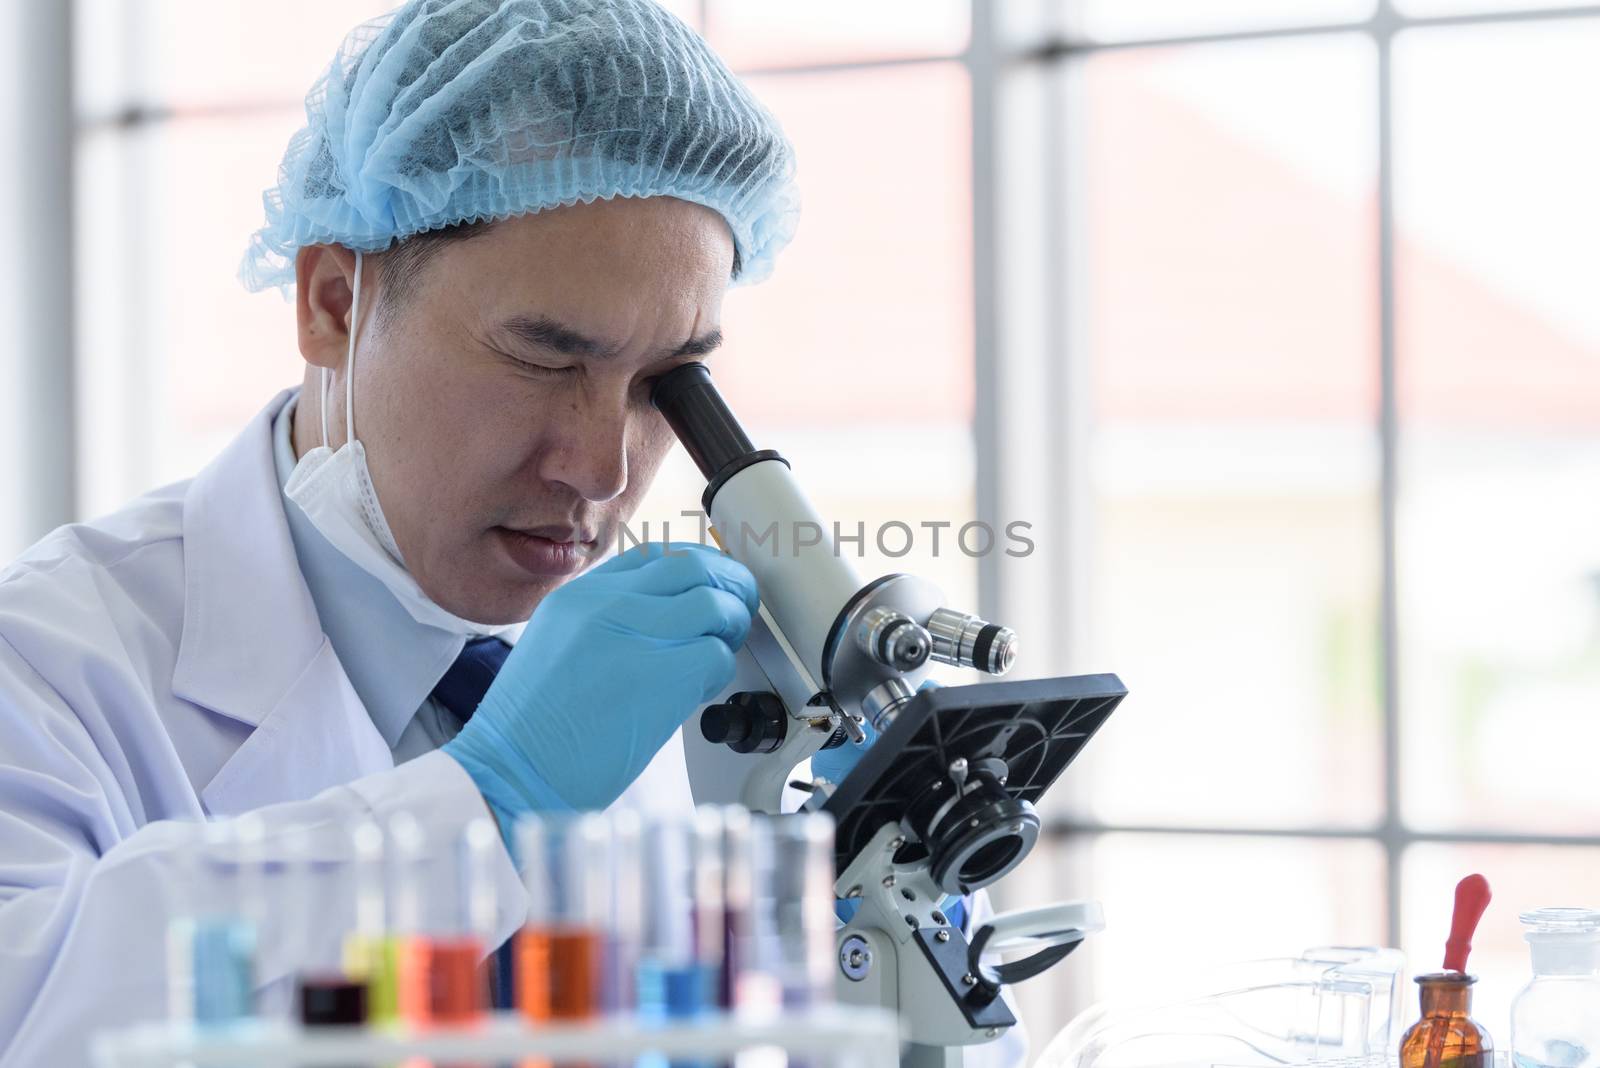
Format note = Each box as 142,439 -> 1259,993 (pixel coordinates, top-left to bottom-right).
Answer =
91,1004 -> 901,1067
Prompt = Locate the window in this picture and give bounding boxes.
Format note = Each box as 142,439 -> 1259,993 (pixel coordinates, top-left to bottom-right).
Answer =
994,0 -> 1600,1048
74,0 -> 393,517
0,4 -> 30,560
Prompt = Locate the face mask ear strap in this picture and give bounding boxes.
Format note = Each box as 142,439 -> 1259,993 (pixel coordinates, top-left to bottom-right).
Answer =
318,367 -> 330,450
316,250 -> 364,450
345,251 -> 364,447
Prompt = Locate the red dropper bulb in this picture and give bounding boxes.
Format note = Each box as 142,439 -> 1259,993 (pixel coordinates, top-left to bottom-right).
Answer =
1442,873 -> 1492,973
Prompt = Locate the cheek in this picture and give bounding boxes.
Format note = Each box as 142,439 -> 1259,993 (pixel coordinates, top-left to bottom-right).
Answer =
625,417 -> 678,492
450,387 -> 553,505
369,346 -> 527,508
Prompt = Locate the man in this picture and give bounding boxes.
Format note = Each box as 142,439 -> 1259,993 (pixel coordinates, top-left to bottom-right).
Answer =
0,2 -> 1022,1064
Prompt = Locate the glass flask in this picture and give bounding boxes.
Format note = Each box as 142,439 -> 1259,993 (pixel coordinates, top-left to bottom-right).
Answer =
1510,907 -> 1600,1068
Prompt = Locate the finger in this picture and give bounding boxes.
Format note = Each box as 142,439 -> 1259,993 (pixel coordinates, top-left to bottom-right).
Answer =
614,546 -> 758,612
625,586 -> 753,647
637,634 -> 741,708
677,634 -> 740,702
590,540 -> 699,574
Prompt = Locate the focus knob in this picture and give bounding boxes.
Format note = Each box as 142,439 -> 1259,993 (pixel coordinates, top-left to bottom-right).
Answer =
699,691 -> 787,754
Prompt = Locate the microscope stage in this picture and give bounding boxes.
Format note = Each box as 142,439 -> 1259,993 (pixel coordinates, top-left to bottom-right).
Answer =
823,673 -> 1126,883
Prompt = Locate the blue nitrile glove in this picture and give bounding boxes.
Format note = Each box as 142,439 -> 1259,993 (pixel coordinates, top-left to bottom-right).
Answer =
443,542 -> 758,822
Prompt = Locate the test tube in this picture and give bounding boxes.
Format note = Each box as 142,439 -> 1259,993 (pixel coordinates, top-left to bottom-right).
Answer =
165,821 -> 201,1026
387,811 -> 432,1026
289,825 -> 368,1028
723,808 -> 782,1017
422,818 -> 496,1027
772,813 -> 837,1010
605,810 -> 644,1015
637,816 -> 720,1026
692,807 -> 727,1009
342,819 -> 399,1024
516,813 -> 608,1023
190,816 -> 262,1027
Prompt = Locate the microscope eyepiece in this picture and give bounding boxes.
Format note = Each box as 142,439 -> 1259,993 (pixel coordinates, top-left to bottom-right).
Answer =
651,362 -> 789,512
651,363 -> 754,479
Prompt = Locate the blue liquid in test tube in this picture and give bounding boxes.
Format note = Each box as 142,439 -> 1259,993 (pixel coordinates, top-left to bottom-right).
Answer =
636,811 -> 726,1068
169,815 -> 264,1029
636,958 -> 719,1019
191,918 -> 257,1024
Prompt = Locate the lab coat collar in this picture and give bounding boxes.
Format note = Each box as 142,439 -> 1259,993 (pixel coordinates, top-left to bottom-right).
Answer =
172,389 -> 392,813
270,393 -> 465,750
174,389 -> 320,726
199,635 -> 391,816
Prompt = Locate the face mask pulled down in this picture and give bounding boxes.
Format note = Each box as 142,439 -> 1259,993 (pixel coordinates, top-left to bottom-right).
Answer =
283,252 -> 517,638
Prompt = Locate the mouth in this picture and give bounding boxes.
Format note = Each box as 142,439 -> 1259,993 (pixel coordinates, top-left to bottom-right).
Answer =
493,524 -> 600,578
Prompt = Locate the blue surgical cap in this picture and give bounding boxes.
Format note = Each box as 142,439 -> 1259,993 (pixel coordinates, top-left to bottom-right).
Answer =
241,0 -> 799,292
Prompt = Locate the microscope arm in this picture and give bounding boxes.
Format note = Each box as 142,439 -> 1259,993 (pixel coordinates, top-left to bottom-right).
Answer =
683,607 -> 839,811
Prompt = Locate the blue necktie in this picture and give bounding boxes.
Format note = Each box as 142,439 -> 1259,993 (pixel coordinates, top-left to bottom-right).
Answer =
430,636 -> 513,723
429,635 -> 516,1009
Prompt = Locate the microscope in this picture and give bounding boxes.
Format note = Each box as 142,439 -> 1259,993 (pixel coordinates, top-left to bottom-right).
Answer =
652,364 -> 1126,1068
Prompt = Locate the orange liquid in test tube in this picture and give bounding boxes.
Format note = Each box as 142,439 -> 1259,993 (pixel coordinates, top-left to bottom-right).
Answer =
515,814 -> 613,1068
517,926 -> 604,1020
425,936 -> 488,1024
397,937 -> 433,1026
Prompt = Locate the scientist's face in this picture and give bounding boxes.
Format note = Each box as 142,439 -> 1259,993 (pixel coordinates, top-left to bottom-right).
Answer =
294,197 -> 735,624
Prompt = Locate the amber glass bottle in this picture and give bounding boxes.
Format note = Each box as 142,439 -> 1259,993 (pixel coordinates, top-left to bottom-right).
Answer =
1400,973 -> 1494,1068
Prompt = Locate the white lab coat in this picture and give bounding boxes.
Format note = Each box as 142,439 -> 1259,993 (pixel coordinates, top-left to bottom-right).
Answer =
0,390 -> 1024,1068
0,391 -> 692,1063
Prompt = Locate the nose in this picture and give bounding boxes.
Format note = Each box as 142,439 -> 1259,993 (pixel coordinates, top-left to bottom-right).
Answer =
537,391 -> 631,504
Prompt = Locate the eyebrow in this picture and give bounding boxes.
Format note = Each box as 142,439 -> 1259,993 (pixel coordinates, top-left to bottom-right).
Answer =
500,314 -> 723,361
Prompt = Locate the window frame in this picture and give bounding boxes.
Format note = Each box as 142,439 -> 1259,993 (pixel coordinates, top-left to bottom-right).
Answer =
999,0 -> 1600,961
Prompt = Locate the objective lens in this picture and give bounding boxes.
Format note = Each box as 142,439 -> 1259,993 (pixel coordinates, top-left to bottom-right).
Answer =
926,609 -> 1017,675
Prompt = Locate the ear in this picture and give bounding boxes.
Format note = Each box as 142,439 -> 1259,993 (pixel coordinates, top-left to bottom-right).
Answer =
295,244 -> 360,371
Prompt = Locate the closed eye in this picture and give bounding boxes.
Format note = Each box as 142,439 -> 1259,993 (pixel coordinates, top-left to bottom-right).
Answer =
495,349 -> 576,376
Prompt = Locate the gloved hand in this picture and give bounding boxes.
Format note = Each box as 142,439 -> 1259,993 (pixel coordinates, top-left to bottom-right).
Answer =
443,542 -> 758,822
